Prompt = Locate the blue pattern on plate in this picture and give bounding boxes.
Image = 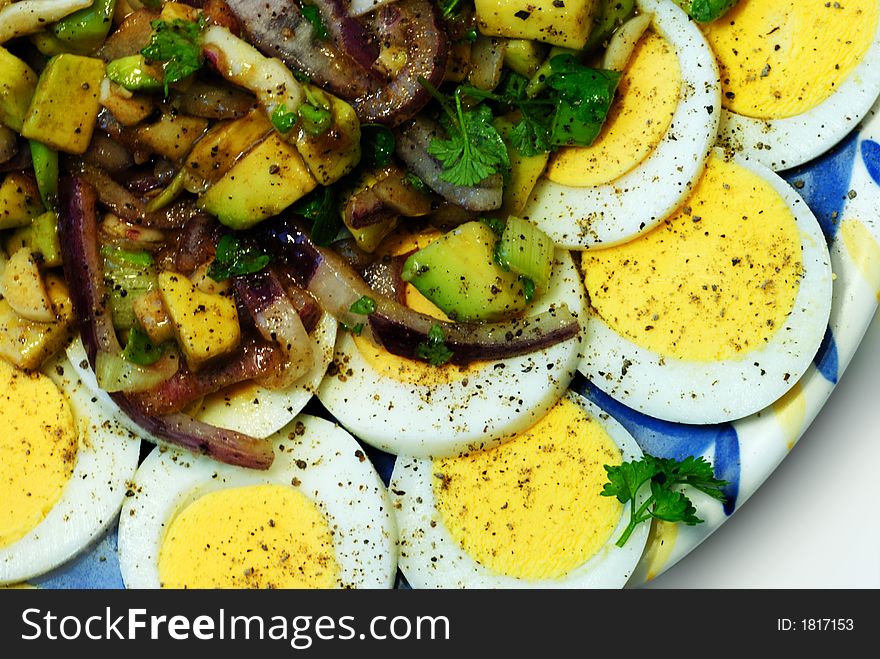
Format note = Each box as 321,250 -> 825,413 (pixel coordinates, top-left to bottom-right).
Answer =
813,327 -> 840,384
861,139 -> 880,185
571,375 -> 740,514
33,527 -> 124,589
781,130 -> 859,241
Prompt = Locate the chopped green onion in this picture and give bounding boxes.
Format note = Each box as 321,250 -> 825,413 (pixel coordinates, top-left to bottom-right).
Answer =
495,216 -> 554,293
349,295 -> 377,315
297,103 -> 333,136
122,327 -> 164,366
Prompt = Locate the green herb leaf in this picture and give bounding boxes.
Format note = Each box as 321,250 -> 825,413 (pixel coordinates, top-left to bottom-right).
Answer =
207,235 -> 271,281
404,172 -> 429,194
428,99 -> 510,188
601,454 -> 728,547
291,187 -> 340,247
439,0 -> 464,18
545,54 -> 621,148
122,327 -> 164,366
349,295 -> 377,315
299,2 -> 328,40
361,124 -> 396,168
140,15 -> 206,96
416,323 -> 454,366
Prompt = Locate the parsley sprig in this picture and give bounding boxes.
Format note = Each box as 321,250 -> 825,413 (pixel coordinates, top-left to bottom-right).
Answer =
416,323 -> 454,366
140,15 -> 206,96
421,78 -> 510,188
601,455 -> 729,547
207,235 -> 271,281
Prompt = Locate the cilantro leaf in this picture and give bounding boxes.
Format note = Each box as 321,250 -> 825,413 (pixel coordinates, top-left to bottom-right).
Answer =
508,105 -> 552,157
141,15 -> 206,96
545,54 -> 621,148
207,235 -> 271,281
416,323 -> 454,366
602,454 -> 728,547
291,187 -> 340,247
428,100 -> 510,188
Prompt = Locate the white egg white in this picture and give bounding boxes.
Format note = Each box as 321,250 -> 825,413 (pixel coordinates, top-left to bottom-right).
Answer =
578,153 -> 833,424
390,392 -> 648,589
715,10 -> 880,171
316,248 -> 587,459
523,0 -> 721,248
117,414 -> 397,589
66,311 -> 336,441
0,356 -> 141,585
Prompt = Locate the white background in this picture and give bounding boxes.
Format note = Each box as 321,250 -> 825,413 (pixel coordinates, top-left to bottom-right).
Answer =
643,310 -> 880,589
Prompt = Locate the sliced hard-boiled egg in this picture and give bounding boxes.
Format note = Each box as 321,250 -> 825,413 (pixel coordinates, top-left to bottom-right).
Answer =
523,0 -> 721,248
66,310 -> 336,441
117,414 -> 397,588
390,391 -> 648,588
707,0 -> 880,170
0,356 -> 141,585
578,151 -> 832,424
316,228 -> 587,459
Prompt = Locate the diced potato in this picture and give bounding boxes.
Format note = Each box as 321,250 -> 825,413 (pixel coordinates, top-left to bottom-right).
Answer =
295,90 -> 362,185
158,271 -> 240,370
132,289 -> 176,345
0,172 -> 44,230
100,78 -> 157,127
0,274 -> 74,371
1,247 -> 54,322
20,54 -> 106,154
475,0 -> 599,49
0,46 -> 37,132
135,113 -> 209,163
184,108 -> 274,192
199,133 -> 317,230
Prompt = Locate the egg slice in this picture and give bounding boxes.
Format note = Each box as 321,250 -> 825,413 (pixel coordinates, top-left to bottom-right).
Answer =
316,230 -> 587,459
523,0 -> 721,248
390,391 -> 648,588
578,151 -> 832,424
0,356 -> 141,585
706,0 -> 880,171
66,310 -> 336,440
117,414 -> 397,588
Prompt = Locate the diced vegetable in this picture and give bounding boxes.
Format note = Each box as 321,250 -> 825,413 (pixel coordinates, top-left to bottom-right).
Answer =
503,38 -> 547,78
401,221 -> 530,322
0,247 -> 55,322
157,270 -> 241,370
474,0 -> 599,49
122,327 -> 165,366
30,210 -> 63,267
132,289 -> 176,345
494,115 -> 550,216
29,141 -> 59,209
99,78 -> 158,127
95,347 -> 179,392
583,0 -> 636,52
135,113 -> 209,163
106,55 -> 164,92
20,54 -> 106,154
0,0 -> 92,44
0,273 -> 73,370
198,133 -> 317,230
495,215 -> 554,292
51,0 -> 117,55
102,246 -> 158,330
0,46 -> 37,131
0,172 -> 44,229
294,89 -> 362,185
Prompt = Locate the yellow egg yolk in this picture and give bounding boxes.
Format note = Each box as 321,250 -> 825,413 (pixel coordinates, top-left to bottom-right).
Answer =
546,31 -> 681,187
703,0 -> 878,119
157,483 -> 339,589
582,154 -> 803,362
0,360 -> 77,548
432,397 -> 623,581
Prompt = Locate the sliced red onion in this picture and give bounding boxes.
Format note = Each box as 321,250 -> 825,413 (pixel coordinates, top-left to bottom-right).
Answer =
96,8 -> 157,61
174,213 -> 221,275
395,116 -> 503,211
343,186 -> 398,229
234,269 -> 314,388
82,132 -> 135,173
349,0 -> 400,17
467,34 -> 507,91
224,0 -> 448,125
362,254 -> 408,305
265,220 -> 580,365
72,161 -> 202,229
125,337 -> 283,416
58,175 -> 275,470
175,78 -> 258,120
